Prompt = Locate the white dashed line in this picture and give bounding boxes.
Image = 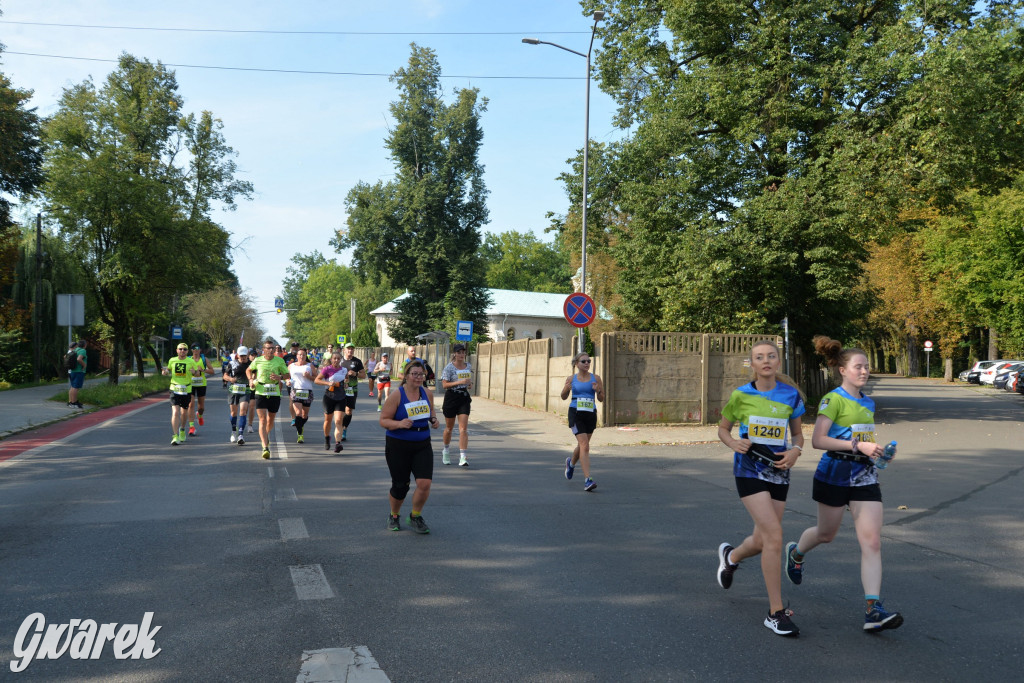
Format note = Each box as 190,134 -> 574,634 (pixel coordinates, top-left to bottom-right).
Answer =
268,466 -> 275,478
279,517 -> 309,541
275,488 -> 298,502
289,564 -> 335,600
274,423 -> 289,459
296,647 -> 390,682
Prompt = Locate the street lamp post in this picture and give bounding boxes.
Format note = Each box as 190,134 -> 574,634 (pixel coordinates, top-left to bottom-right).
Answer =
34,212 -> 43,383
523,10 -> 605,351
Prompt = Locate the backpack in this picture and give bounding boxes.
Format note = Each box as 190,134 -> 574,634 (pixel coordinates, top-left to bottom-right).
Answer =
64,350 -> 78,371
424,362 -> 435,382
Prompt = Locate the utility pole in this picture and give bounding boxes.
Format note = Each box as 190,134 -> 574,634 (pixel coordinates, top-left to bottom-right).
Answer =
33,213 -> 42,383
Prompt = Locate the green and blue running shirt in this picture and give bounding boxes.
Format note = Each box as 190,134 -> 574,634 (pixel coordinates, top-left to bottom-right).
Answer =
814,386 -> 878,487
722,381 -> 805,484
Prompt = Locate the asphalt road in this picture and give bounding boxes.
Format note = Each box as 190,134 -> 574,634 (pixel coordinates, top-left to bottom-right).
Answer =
0,378 -> 1021,681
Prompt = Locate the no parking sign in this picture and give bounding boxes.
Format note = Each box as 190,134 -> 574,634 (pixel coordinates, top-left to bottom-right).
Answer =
563,292 -> 597,329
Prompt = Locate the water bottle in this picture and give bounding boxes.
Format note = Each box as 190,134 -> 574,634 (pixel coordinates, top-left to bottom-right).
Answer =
876,441 -> 897,470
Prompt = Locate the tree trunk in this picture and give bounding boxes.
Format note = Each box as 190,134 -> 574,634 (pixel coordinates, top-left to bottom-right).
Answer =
145,340 -> 163,375
944,356 -> 953,382
988,327 -> 998,359
108,345 -> 121,384
906,334 -> 919,377
131,337 -> 146,379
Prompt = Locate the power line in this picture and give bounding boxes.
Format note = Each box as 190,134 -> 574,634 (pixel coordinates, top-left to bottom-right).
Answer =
0,19 -> 590,36
4,50 -> 585,79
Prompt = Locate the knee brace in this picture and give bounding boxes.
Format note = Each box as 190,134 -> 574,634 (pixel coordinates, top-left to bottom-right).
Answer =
390,480 -> 410,501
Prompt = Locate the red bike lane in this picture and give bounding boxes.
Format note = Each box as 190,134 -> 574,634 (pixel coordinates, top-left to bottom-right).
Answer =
0,395 -> 166,464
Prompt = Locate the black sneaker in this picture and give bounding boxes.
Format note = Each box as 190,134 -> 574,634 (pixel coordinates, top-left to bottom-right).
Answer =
765,608 -> 799,636
325,437 -> 331,451
334,442 -> 344,453
74,402 -> 85,409
387,514 -> 401,532
407,514 -> 430,534
717,543 -> 739,589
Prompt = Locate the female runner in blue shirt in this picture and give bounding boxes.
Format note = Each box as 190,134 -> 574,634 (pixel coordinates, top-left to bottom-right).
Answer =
785,336 -> 903,633
560,352 -> 605,492
716,340 -> 805,636
379,360 -> 440,533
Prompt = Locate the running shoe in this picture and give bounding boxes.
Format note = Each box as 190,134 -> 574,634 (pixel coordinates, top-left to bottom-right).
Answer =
188,426 -> 196,436
297,434 -> 304,444
342,428 -> 347,441
584,477 -> 597,491
73,402 -> 85,409
325,438 -> 331,451
67,402 -> 75,408
198,415 -> 205,426
377,405 -> 381,412
442,448 -> 451,465
785,542 -> 803,585
247,425 -> 255,433
334,442 -> 343,453
717,543 -> 739,589
565,457 -> 575,480
290,419 -> 295,426
765,609 -> 799,636
171,435 -> 179,445
178,429 -> 187,444
262,447 -> 271,459
407,514 -> 430,534
230,432 -> 237,443
459,454 -> 469,467
387,514 -> 401,532
864,600 -> 903,632
237,436 -> 245,446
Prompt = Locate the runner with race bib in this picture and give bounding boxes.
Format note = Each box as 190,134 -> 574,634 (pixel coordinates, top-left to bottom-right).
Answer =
560,352 -> 605,492
785,335 -> 904,634
716,339 -> 805,637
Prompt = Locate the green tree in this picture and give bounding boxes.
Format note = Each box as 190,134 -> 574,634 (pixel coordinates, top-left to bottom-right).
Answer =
41,54 -> 252,382
287,261 -> 399,347
0,43 -> 43,338
282,250 -> 328,338
335,44 -> 491,343
572,0 -> 1024,356
480,230 -> 572,293
183,285 -> 262,360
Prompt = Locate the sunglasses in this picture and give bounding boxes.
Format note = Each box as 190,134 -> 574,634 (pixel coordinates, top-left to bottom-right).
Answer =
578,359 -> 591,364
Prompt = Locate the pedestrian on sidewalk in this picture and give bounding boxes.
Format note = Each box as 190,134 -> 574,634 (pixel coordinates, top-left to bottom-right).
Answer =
560,352 -> 604,492
784,335 -> 904,633
440,343 -> 473,467
380,360 -> 439,534
67,340 -> 87,409
715,339 -> 805,637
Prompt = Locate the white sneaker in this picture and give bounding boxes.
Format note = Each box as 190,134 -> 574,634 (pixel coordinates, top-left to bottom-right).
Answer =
230,432 -> 237,443
459,455 -> 469,467
247,425 -> 254,433
442,448 -> 451,465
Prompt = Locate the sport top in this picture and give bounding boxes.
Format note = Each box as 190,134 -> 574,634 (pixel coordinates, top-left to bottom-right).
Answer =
167,356 -> 200,394
814,387 -> 879,487
289,363 -> 315,391
722,380 -> 805,484
570,374 -> 597,412
249,355 -> 289,397
385,386 -> 432,442
442,362 -> 472,393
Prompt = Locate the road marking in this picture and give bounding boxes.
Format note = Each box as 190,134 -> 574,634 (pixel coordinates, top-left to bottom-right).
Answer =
296,647 -> 390,682
275,488 -> 298,502
268,466 -> 275,478
274,424 -> 289,459
279,518 -> 309,541
278,467 -> 289,477
289,564 -> 334,600
268,466 -> 289,478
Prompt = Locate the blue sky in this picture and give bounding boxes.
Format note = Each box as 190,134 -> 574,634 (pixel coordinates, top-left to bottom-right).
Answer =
0,0 -> 620,342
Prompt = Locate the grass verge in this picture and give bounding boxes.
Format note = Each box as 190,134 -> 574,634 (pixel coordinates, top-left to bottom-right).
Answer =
49,375 -> 168,409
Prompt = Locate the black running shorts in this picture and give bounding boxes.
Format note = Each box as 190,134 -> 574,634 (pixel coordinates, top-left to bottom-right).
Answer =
812,479 -> 882,507
255,395 -> 282,413
442,390 -> 472,418
568,407 -> 597,435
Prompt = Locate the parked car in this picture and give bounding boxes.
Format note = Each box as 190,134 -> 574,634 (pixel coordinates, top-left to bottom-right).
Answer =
979,360 -> 1023,385
1017,371 -> 1024,394
993,363 -> 1024,389
1007,369 -> 1023,392
967,360 -> 1000,384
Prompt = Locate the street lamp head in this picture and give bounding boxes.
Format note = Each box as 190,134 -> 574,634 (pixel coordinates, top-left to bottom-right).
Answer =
593,11 -> 606,21
522,37 -> 540,45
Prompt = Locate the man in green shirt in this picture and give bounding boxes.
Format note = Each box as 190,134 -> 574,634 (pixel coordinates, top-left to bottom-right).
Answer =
247,339 -> 290,459
163,343 -> 202,445
67,339 -> 88,409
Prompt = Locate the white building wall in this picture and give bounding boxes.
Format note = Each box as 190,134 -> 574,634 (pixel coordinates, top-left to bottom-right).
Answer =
374,313 -> 577,349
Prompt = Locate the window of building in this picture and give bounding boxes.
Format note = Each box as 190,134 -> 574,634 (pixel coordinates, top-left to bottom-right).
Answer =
535,329 -> 542,339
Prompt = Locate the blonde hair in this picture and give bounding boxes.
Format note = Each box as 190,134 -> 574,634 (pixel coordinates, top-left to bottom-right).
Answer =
749,339 -> 805,402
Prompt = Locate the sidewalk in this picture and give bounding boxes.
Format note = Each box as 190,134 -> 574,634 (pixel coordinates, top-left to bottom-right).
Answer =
432,391 -> 732,449
0,376 -> 126,440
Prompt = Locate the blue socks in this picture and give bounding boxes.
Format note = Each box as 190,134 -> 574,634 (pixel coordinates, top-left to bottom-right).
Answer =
238,415 -> 247,432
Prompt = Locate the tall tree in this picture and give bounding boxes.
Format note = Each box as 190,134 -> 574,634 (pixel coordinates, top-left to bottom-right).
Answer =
480,230 -> 572,293
574,0 -> 1024,355
183,284 -> 263,361
0,40 -> 43,338
335,44 -> 492,343
42,54 -> 252,382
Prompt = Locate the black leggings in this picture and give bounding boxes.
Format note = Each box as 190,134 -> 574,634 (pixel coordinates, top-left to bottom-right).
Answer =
385,436 -> 433,500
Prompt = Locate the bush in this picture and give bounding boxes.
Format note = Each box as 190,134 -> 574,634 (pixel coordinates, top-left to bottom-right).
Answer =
0,362 -> 34,385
